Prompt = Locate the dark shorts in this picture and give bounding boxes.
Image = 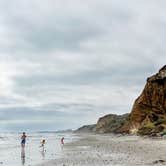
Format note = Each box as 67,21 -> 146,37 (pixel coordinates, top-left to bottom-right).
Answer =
21,139 -> 26,144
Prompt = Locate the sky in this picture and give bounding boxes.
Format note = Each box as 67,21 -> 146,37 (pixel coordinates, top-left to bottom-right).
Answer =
0,0 -> 165,132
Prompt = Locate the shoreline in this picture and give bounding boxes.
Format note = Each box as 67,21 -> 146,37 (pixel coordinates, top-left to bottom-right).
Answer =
38,134 -> 166,166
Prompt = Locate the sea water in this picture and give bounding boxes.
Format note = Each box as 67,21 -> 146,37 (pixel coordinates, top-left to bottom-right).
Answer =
0,132 -> 79,166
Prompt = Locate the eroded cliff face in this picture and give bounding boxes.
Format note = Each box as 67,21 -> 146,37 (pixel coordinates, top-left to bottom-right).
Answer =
74,124 -> 96,133
120,65 -> 166,135
74,114 -> 129,134
95,114 -> 129,134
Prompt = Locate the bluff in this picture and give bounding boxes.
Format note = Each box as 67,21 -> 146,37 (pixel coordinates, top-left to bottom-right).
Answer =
75,114 -> 129,134
120,65 -> 166,135
95,114 -> 129,133
75,124 -> 96,133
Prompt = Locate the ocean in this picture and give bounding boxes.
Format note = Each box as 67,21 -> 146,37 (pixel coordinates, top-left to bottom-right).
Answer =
0,132 -> 79,166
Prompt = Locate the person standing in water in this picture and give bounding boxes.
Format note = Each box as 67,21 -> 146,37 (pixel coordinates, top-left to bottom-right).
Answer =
61,137 -> 64,149
21,132 -> 27,162
61,137 -> 64,145
21,132 -> 27,148
40,139 -> 46,159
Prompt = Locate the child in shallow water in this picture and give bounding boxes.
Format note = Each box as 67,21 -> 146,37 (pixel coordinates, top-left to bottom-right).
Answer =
61,137 -> 64,145
61,137 -> 65,149
40,139 -> 46,151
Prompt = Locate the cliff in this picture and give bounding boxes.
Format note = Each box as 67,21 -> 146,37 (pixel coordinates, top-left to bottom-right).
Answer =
120,65 -> 166,135
75,124 -> 96,133
95,114 -> 129,133
75,114 -> 129,134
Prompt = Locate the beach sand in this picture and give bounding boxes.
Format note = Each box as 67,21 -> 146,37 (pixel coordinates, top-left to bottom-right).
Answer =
38,134 -> 166,166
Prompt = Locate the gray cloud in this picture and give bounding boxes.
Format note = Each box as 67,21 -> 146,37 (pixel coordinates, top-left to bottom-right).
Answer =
0,0 -> 165,131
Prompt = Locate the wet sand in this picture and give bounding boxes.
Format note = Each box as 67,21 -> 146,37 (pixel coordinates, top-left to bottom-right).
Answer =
0,132 -> 78,166
38,134 -> 166,166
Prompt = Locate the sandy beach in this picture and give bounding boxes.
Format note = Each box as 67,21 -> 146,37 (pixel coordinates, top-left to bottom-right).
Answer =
38,134 -> 166,166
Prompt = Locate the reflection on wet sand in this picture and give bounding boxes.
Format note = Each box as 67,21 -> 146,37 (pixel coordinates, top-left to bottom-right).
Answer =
21,148 -> 25,166
41,149 -> 46,160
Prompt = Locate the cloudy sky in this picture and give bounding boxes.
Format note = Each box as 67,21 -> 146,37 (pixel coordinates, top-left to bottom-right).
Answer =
0,0 -> 165,131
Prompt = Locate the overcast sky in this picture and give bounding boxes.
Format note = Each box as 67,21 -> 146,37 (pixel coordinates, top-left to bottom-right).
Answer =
0,0 -> 165,131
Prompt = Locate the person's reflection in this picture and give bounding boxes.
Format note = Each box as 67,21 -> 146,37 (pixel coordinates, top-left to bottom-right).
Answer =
21,147 -> 25,165
41,148 -> 46,160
